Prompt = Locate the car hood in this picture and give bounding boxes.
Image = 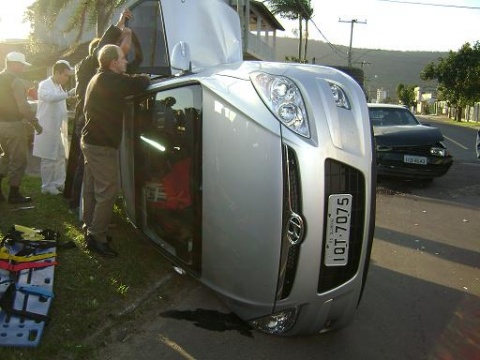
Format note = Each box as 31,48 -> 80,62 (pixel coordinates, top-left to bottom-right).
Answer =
373,125 -> 444,146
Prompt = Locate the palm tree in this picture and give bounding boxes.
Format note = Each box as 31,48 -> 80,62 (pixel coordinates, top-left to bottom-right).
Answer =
265,0 -> 313,62
27,0 -> 127,44
303,0 -> 313,63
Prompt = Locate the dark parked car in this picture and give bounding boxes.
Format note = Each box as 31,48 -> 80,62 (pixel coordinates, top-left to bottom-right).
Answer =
368,104 -> 453,182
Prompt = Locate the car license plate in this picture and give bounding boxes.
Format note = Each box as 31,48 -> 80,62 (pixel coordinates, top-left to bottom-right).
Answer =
404,155 -> 427,165
325,194 -> 352,267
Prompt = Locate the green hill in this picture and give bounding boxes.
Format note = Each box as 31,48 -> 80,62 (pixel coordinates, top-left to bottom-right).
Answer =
274,37 -> 447,102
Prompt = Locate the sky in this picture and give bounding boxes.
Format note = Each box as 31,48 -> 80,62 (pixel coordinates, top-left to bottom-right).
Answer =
0,0 -> 479,52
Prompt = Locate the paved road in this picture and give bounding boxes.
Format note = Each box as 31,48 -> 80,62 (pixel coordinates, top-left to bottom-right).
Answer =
418,115 -> 479,163
92,120 -> 480,359
21,115 -> 479,359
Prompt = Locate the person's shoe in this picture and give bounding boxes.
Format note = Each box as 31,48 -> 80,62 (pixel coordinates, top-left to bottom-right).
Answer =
85,236 -> 118,257
8,195 -> 32,204
8,186 -> 32,204
42,188 -> 61,195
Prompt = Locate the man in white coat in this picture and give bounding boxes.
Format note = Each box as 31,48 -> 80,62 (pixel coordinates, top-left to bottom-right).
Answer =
33,60 -> 75,195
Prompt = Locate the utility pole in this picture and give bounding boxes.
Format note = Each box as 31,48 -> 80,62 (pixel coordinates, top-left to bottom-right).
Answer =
339,18 -> 367,67
354,60 -> 371,70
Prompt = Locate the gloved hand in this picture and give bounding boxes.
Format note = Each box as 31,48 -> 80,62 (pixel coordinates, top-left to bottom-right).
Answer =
31,118 -> 43,135
68,88 -> 76,97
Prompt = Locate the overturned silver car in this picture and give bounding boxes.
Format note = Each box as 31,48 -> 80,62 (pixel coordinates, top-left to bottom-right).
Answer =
119,0 -> 376,335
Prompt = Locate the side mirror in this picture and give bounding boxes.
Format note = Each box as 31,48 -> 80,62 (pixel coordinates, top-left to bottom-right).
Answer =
171,41 -> 191,73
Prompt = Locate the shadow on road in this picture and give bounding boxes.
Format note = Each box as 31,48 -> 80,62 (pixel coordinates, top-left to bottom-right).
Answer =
374,226 -> 479,268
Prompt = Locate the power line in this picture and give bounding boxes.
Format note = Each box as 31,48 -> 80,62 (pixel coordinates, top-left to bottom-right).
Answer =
378,0 -> 480,10
264,0 -> 349,61
290,0 -> 349,60
308,19 -> 349,59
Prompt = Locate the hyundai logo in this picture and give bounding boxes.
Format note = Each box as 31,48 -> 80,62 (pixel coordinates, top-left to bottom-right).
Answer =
287,212 -> 304,245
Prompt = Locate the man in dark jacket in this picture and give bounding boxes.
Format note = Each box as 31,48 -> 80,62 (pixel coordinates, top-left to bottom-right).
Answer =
81,44 -> 150,257
0,52 -> 43,204
64,9 -> 133,210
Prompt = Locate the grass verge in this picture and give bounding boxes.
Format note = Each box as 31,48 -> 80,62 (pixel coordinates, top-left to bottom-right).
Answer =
1,176 -> 173,359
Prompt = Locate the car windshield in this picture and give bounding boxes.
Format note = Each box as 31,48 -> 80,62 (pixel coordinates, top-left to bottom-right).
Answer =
369,107 -> 419,127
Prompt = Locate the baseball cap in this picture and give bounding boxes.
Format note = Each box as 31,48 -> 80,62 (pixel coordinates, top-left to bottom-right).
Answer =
55,60 -> 74,75
6,52 -> 31,66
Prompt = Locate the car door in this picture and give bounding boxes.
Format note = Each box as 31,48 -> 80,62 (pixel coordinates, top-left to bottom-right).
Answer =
125,0 -> 242,77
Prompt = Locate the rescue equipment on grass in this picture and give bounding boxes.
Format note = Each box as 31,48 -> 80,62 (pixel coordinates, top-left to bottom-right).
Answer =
0,224 -> 59,347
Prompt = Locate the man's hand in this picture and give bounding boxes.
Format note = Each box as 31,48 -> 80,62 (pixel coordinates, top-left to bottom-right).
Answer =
116,9 -> 133,30
31,118 -> 43,135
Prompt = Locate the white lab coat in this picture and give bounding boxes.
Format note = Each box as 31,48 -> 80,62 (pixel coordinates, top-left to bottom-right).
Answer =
33,77 -> 69,160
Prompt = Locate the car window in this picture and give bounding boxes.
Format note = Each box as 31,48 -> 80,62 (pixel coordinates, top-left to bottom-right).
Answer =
127,0 -> 171,76
369,108 -> 419,126
136,85 -> 202,270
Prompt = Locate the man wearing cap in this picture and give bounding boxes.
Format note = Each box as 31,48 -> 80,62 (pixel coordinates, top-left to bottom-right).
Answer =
0,51 -> 43,204
33,60 -> 75,195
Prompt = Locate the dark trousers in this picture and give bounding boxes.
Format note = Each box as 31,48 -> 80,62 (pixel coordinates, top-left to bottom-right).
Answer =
69,151 -> 84,209
65,110 -> 85,208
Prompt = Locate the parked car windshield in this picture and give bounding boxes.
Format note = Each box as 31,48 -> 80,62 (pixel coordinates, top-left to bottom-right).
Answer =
368,107 -> 419,127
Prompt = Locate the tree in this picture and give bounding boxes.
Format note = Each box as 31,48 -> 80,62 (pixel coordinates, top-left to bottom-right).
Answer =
26,0 -> 127,44
302,0 -> 313,63
265,0 -> 313,62
420,41 -> 480,121
396,83 -> 417,108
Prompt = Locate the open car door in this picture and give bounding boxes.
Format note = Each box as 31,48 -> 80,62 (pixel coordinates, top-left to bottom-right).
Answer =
125,0 -> 243,76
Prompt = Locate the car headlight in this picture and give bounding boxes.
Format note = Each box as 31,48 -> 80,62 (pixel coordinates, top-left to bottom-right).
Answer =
249,307 -> 299,335
327,81 -> 351,110
250,72 -> 310,138
430,146 -> 447,157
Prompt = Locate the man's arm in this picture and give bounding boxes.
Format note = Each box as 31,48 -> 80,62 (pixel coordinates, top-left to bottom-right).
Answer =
116,73 -> 151,98
118,27 -> 133,56
93,26 -> 122,57
116,9 -> 133,31
38,80 -> 69,103
11,78 -> 42,134
92,9 -> 133,58
116,9 -> 133,55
